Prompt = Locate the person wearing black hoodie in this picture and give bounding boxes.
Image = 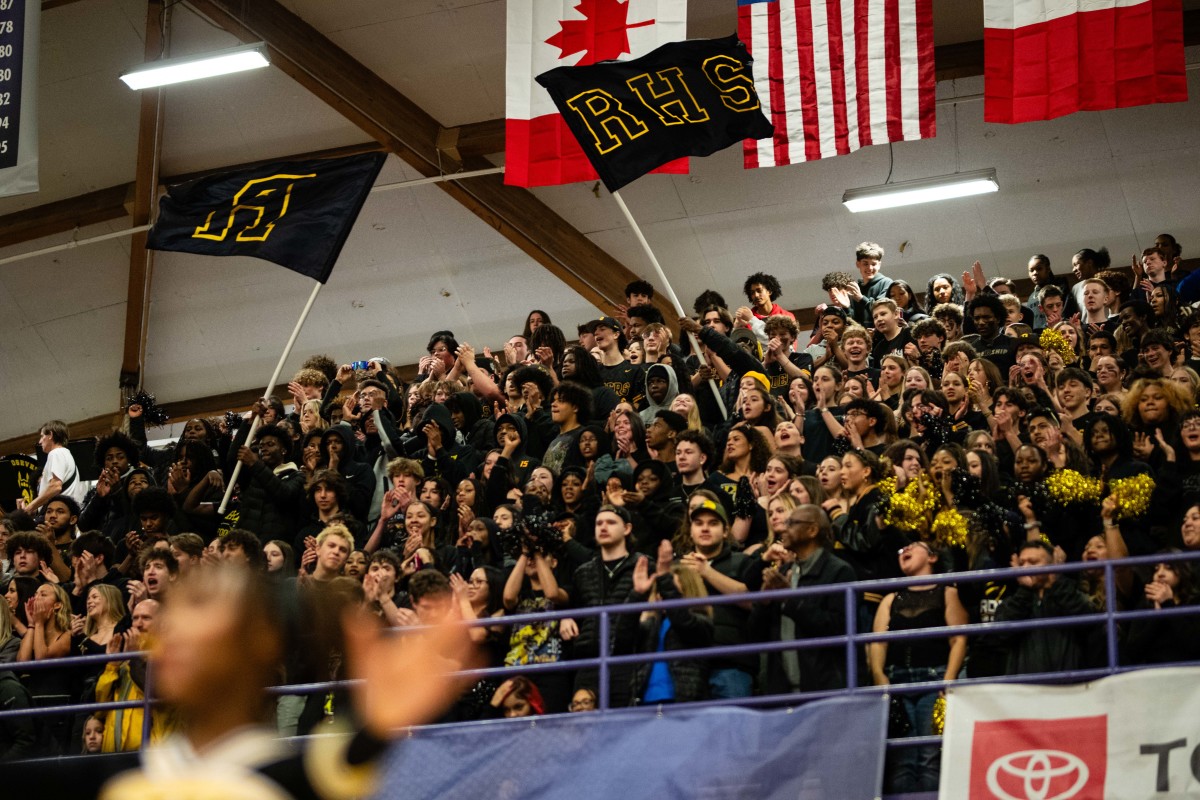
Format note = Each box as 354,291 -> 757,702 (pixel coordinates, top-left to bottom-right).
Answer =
418,403 -> 482,491
679,315 -> 766,428
228,414 -> 307,543
79,465 -> 153,543
317,425 -> 375,524
612,460 -> 685,556
511,366 -> 559,460
447,391 -> 495,456
487,413 -> 540,510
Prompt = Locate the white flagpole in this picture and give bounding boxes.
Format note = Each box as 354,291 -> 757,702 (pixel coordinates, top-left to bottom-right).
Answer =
217,279 -> 323,513
610,190 -> 728,420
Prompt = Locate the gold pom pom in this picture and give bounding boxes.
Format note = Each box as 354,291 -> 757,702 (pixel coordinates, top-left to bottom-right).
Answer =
932,509 -> 969,549
1039,327 -> 1077,364
877,476 -> 897,498
1107,473 -> 1156,520
1046,470 -> 1103,505
932,695 -> 947,735
882,474 -> 940,534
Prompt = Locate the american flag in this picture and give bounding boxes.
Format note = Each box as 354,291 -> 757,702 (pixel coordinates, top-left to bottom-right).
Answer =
737,0 -> 937,169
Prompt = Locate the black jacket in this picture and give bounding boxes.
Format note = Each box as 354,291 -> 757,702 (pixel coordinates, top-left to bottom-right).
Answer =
624,462 -> 685,556
832,488 -> 906,585
228,423 -> 307,541
571,554 -> 639,659
694,325 -> 765,428
486,413 -> 541,510
419,404 -> 482,489
318,424 -> 376,523
992,577 -> 1095,675
0,671 -> 35,760
624,574 -> 715,704
453,392 -> 495,456
1122,599 -> 1200,665
753,549 -> 857,693
517,406 -> 558,462
701,544 -> 760,674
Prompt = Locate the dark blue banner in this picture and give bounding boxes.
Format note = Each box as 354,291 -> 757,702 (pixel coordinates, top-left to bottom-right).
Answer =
0,0 -> 26,170
379,696 -> 886,800
0,0 -> 37,196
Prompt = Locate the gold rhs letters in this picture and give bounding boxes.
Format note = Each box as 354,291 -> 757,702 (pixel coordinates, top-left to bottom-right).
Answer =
192,173 -> 317,242
566,58 -> 761,153
626,68 -> 710,126
701,55 -> 761,112
565,90 -> 649,154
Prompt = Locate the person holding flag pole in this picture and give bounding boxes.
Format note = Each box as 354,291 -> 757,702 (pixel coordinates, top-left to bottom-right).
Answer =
145,151 -> 389,513
609,193 -> 728,419
535,34 -> 776,422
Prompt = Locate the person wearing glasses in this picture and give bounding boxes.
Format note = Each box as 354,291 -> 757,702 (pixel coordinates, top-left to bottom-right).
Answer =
567,687 -> 598,712
754,505 -> 856,695
821,399 -> 894,456
869,540 -> 968,794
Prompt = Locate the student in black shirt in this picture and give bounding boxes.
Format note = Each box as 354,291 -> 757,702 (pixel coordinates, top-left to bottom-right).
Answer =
968,294 -> 1017,374
869,299 -> 914,368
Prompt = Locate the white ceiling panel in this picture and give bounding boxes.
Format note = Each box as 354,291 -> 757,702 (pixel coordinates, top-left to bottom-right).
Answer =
327,0 -> 506,127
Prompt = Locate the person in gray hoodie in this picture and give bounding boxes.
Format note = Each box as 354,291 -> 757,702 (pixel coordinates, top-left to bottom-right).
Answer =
639,363 -> 680,426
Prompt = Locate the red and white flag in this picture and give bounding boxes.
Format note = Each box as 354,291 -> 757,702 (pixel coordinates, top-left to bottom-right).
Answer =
505,0 -> 688,187
738,0 -> 936,169
984,0 -> 1188,124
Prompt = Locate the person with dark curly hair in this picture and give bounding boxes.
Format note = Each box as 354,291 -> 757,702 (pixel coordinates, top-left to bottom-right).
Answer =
541,381 -> 593,477
742,271 -> 794,321
966,293 -> 1017,373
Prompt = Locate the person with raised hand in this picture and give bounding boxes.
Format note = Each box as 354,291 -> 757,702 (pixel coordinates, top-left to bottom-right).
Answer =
95,563 -> 477,798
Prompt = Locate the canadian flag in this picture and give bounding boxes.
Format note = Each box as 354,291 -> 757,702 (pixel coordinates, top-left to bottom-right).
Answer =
984,0 -> 1188,124
505,0 -> 689,187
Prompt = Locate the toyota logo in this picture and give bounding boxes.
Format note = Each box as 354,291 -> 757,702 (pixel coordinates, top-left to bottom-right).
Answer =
985,749 -> 1089,800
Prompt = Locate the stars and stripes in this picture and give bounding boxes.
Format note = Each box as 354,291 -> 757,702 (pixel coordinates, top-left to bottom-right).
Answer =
737,0 -> 936,169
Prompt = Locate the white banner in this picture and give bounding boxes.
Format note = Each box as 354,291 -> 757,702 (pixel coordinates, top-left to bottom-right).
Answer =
940,667 -> 1200,799
0,0 -> 38,197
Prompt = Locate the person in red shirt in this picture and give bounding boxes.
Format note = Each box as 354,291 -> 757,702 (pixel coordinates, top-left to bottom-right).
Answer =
742,272 -> 795,321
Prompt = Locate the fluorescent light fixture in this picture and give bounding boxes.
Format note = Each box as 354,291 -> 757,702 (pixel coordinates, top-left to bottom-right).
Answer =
842,168 -> 999,213
120,42 -> 270,90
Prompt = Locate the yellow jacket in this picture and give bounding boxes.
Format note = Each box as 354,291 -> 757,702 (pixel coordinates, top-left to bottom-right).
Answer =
94,660 -> 172,752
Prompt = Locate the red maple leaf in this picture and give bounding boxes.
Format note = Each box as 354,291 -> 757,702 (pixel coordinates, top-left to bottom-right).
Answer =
545,0 -> 655,66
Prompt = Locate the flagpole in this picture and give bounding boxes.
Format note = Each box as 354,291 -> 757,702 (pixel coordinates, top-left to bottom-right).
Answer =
217,279 -> 323,514
610,190 -> 728,420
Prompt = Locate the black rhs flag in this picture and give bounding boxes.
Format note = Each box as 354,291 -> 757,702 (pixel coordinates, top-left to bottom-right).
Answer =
147,152 -> 386,283
535,34 -> 773,193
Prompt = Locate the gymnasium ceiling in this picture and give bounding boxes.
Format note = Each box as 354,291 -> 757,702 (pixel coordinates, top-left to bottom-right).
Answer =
2,0 -> 1200,447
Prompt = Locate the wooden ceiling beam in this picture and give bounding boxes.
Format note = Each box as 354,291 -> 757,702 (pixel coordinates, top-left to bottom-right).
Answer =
120,0 -> 165,388
186,0 -> 676,323
0,184 -> 133,250
436,118 -> 505,162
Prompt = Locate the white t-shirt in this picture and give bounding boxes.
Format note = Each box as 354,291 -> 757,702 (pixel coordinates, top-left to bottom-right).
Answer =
41,446 -> 86,504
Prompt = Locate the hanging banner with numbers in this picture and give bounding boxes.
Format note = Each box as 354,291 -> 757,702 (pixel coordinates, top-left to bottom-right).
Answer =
0,0 -> 38,198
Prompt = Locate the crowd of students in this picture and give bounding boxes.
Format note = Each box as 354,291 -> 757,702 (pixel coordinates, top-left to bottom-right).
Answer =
3,240 -> 1200,792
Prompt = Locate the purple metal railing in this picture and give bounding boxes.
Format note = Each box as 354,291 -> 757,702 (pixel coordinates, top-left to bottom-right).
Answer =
3,549 -> 1199,759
